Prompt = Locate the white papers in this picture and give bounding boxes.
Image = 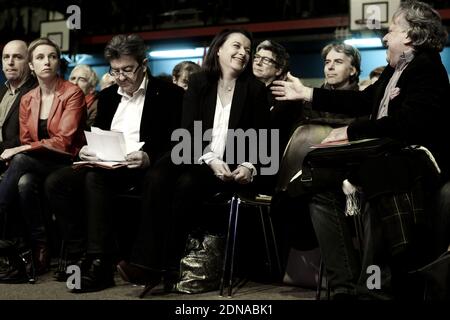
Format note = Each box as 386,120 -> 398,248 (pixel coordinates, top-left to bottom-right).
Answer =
85,127 -> 145,161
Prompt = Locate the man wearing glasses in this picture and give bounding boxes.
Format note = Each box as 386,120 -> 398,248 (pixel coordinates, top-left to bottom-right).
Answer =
45,34 -> 184,292
252,40 -> 302,156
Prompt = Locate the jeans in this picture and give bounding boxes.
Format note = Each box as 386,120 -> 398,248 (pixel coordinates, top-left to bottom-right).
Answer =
310,189 -> 431,299
309,191 -> 361,296
0,153 -> 68,244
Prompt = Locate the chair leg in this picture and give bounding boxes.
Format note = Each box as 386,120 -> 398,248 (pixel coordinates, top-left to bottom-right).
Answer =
220,196 -> 234,296
259,206 -> 273,273
220,196 -> 237,297
326,275 -> 330,300
265,208 -> 282,277
316,258 -> 323,300
57,240 -> 67,275
227,197 -> 241,297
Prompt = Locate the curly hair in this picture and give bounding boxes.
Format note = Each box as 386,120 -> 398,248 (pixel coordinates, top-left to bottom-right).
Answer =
393,1 -> 448,52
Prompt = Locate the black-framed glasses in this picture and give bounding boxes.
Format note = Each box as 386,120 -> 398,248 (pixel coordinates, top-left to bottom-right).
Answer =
108,64 -> 141,78
253,54 -> 278,66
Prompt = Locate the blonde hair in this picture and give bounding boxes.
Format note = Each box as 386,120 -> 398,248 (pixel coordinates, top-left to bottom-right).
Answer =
28,37 -> 61,62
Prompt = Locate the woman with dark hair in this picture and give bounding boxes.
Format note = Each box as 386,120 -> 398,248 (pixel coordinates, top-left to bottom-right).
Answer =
117,29 -> 271,296
0,38 -> 85,282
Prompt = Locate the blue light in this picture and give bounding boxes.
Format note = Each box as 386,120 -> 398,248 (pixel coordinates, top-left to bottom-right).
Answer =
344,38 -> 383,48
149,48 -> 205,59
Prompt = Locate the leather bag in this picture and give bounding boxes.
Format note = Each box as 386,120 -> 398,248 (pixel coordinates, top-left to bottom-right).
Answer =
288,138 -> 402,196
175,233 -> 225,294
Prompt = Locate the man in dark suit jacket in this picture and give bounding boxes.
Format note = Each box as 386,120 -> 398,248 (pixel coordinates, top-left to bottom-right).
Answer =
271,1 -> 449,300
45,34 -> 184,292
0,40 -> 37,158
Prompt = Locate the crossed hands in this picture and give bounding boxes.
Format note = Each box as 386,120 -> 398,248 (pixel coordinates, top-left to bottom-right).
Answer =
208,159 -> 253,184
79,146 -> 150,169
271,72 -> 314,102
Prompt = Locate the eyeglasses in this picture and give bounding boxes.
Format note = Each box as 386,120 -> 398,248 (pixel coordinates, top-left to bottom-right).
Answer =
108,64 -> 141,78
253,54 -> 278,66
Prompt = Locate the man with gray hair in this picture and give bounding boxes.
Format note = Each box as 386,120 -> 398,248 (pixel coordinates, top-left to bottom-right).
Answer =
45,34 -> 184,292
69,64 -> 99,128
272,1 -> 449,300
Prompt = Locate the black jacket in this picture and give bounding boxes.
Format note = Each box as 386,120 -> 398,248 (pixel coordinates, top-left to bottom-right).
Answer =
94,74 -> 184,165
312,51 -> 450,176
181,71 -> 271,169
0,76 -> 37,153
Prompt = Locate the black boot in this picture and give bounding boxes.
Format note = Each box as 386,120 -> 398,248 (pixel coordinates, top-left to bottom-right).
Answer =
0,247 -> 35,284
71,256 -> 115,293
0,238 -> 36,283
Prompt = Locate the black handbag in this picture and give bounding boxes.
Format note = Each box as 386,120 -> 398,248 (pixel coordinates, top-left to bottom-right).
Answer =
288,138 -> 402,196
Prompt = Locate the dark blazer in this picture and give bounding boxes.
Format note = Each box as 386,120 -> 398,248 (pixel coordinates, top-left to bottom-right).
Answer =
312,51 -> 450,172
0,76 -> 37,153
94,74 -> 184,164
181,71 -> 271,168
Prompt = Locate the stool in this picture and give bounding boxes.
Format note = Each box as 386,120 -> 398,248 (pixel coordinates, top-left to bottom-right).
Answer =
219,193 -> 282,297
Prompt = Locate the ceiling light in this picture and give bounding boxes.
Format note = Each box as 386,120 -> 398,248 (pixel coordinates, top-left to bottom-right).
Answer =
149,48 -> 205,59
344,38 -> 383,48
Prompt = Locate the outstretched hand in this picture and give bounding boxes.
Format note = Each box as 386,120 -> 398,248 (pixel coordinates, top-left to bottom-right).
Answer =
271,72 -> 313,102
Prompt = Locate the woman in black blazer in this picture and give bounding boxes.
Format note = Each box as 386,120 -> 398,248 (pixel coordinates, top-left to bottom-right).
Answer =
117,29 -> 271,296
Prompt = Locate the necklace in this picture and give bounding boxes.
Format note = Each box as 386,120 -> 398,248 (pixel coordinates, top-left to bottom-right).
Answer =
219,79 -> 236,93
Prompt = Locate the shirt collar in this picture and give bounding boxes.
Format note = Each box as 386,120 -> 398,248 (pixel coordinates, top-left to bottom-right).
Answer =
117,73 -> 148,98
4,76 -> 30,95
396,49 -> 415,71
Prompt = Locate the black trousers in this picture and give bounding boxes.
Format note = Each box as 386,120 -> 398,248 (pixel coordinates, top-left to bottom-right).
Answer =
130,156 -> 255,272
45,165 -> 144,257
0,153 -> 69,245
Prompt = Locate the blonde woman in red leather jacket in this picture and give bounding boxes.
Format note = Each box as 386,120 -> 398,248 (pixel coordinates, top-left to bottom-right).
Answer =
0,38 -> 85,282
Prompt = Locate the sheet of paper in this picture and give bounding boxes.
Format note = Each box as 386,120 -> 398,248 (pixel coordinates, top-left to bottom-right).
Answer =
85,127 -> 145,161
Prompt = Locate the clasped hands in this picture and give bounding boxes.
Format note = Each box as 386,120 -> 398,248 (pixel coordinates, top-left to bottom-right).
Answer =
79,146 -> 150,169
208,159 -> 253,184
